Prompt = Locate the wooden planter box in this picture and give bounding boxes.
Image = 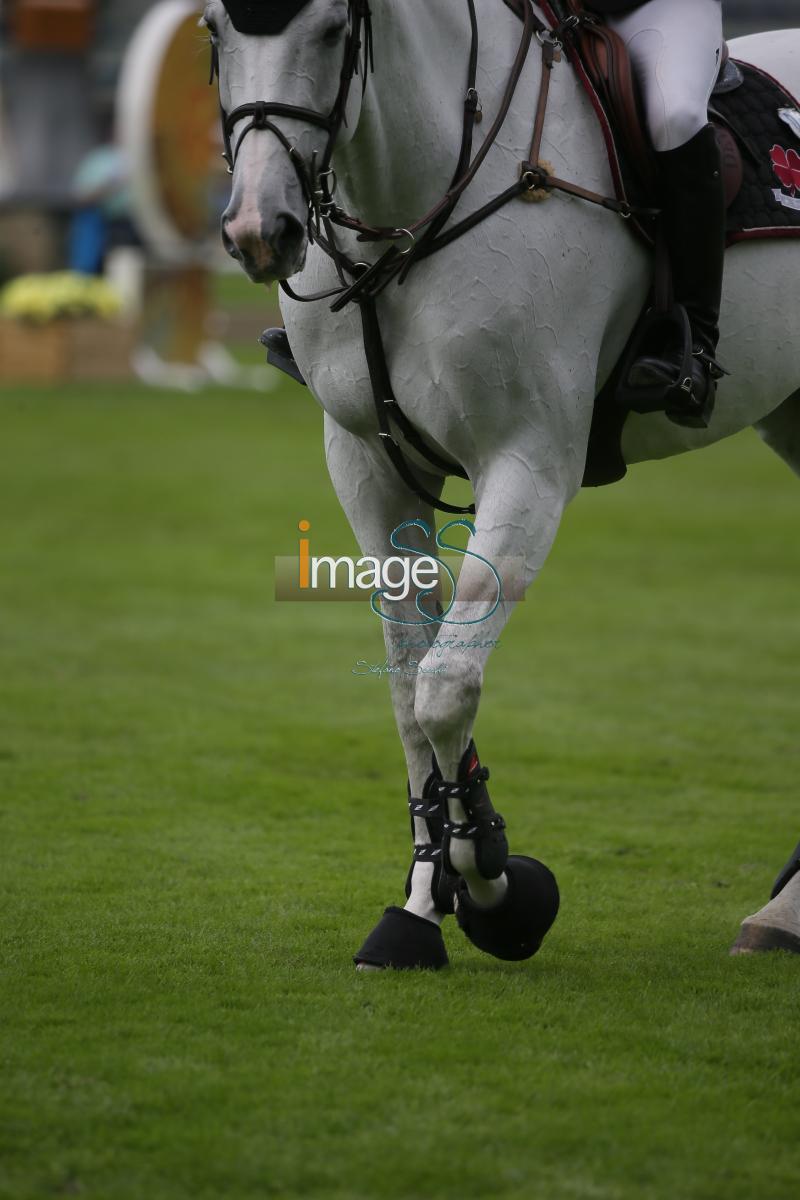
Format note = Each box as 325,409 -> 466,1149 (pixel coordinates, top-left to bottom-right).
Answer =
0,318 -> 135,384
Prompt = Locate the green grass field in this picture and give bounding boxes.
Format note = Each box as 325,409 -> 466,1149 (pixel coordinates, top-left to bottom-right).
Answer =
1,380 -> 799,1200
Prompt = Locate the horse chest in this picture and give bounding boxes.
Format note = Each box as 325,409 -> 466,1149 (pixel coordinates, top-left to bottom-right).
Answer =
282,301 -> 375,436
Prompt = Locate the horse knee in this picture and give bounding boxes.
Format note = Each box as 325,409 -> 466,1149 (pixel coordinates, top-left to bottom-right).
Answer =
413,661 -> 481,753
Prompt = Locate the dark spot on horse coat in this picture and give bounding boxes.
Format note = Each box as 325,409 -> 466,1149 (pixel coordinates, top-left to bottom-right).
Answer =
222,0 -> 315,35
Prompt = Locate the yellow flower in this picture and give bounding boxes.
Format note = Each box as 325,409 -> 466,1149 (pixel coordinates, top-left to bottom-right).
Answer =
0,272 -> 123,323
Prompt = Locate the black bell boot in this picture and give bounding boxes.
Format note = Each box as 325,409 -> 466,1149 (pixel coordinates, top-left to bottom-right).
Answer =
627,124 -> 728,429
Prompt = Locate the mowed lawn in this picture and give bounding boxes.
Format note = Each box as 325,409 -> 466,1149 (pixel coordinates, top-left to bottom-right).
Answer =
1,380 -> 799,1200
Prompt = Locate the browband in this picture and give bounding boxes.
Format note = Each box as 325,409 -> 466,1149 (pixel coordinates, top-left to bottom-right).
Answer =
221,0 -> 315,36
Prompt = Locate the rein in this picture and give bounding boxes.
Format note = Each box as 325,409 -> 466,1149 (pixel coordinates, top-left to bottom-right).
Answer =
211,0 -> 651,517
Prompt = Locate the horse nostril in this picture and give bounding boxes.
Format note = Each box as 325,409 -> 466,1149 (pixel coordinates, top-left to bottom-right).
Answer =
221,218 -> 238,259
270,213 -> 305,262
222,210 -> 303,279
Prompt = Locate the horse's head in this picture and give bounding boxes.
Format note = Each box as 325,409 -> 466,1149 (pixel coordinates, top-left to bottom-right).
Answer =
206,0 -> 367,283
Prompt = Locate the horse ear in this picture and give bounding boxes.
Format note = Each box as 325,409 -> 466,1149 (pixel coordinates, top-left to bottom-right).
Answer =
221,0 -> 315,35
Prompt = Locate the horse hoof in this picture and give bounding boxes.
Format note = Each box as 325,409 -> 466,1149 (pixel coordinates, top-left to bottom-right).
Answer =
455,854 -> 560,961
355,962 -> 385,972
353,905 -> 449,970
730,874 -> 800,955
730,922 -> 800,955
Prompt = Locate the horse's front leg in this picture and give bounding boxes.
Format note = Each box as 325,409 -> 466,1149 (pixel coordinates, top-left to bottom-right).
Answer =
411,446 -> 580,962
323,416 -> 457,968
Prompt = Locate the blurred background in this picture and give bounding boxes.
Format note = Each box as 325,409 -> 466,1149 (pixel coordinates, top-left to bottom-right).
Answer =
0,0 -> 279,389
0,0 -> 796,389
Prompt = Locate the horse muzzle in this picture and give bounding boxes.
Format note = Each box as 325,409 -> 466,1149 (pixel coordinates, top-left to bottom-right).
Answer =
220,209 -> 307,284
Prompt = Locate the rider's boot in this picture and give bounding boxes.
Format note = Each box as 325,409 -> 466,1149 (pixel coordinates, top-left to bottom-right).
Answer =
627,124 -> 727,429
260,326 -> 306,385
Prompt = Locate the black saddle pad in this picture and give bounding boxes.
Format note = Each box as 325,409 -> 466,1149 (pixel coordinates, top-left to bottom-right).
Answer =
715,61 -> 800,243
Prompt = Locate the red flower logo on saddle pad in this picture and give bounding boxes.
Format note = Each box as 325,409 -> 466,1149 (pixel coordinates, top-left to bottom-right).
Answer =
771,145 -> 800,193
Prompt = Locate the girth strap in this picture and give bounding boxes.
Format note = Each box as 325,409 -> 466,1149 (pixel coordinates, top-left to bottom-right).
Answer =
359,297 -> 476,516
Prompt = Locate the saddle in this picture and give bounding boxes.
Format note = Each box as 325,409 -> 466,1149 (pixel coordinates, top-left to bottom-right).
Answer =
502,0 -> 741,236
554,3 -> 745,229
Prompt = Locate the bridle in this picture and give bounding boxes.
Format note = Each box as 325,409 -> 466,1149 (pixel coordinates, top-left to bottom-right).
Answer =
211,0 -> 373,227
209,1 -> 656,517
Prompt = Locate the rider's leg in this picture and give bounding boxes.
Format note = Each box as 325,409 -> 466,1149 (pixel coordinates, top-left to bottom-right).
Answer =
608,0 -> 726,426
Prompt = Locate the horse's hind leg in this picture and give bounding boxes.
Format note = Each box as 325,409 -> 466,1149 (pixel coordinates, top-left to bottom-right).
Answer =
754,388 -> 800,477
730,392 -> 800,954
731,842 -> 800,955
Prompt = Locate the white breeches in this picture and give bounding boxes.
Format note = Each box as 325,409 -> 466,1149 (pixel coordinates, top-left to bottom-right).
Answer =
606,0 -> 724,152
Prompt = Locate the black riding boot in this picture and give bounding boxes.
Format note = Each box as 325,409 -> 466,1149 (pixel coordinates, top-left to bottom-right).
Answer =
260,327 -> 306,386
628,124 -> 727,428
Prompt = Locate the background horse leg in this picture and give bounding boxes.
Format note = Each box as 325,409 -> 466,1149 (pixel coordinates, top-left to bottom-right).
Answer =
324,417 -> 458,968
730,849 -> 800,955
755,389 -> 800,478
730,392 -> 800,953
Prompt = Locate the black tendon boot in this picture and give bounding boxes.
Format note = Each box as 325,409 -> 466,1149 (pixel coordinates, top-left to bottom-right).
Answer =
405,763 -> 459,917
439,742 -> 509,882
627,125 -> 728,428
